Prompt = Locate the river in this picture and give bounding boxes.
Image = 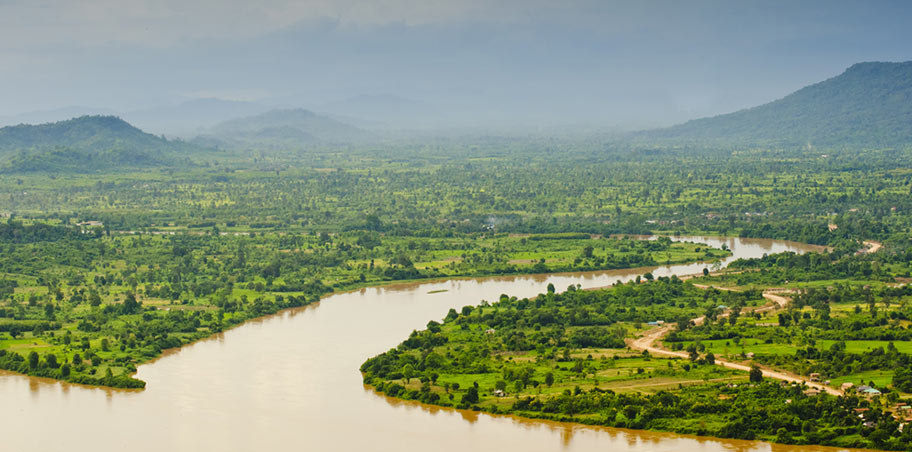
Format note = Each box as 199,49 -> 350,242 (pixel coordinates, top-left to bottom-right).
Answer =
1,236 -> 870,452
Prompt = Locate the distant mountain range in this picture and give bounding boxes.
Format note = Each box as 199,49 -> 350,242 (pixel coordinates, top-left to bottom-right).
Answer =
0,116 -> 204,172
644,61 -> 912,147
196,108 -> 373,149
3,60 -> 910,172
121,98 -> 272,137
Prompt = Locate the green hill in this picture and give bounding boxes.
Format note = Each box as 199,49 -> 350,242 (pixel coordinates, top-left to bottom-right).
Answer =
0,116 -> 204,172
646,61 -> 912,147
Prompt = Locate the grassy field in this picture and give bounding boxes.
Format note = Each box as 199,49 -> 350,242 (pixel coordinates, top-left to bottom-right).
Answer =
394,352 -> 747,408
827,370 -> 896,388
669,338 -> 912,357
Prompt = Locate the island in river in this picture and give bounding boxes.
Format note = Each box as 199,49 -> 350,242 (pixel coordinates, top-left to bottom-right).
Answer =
362,241 -> 912,451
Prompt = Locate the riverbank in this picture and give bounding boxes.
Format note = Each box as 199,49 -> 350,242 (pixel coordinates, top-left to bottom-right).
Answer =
0,233 -> 731,388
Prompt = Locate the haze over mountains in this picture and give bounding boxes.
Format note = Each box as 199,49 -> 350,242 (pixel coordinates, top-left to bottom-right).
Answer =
645,61 -> 912,146
195,108 -> 373,149
2,60 -> 912,173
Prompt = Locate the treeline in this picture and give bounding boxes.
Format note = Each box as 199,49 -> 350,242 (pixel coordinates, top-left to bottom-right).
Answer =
0,349 -> 145,389
0,220 -> 98,243
4,145 -> 912,246
503,382 -> 912,450
722,250 -> 895,285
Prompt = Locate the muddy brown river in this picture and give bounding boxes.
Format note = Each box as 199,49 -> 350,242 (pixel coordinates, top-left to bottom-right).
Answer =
1,237 -> 872,451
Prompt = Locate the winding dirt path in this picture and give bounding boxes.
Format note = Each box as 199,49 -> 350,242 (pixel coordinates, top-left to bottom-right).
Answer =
628,290 -> 841,396
627,239 -> 888,397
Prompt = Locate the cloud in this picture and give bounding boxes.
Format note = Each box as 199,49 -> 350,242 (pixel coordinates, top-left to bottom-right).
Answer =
0,0 -> 577,49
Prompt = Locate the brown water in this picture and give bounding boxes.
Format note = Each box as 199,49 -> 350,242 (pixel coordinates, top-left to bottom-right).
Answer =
0,236 -> 867,452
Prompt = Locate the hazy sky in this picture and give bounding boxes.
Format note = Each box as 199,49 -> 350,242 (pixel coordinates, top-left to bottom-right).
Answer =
2,0 -> 912,129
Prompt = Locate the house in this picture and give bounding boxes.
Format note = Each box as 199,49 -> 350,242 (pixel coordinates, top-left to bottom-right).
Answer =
746,352 -> 755,358
855,385 -> 881,396
804,388 -> 821,396
492,389 -> 505,397
841,382 -> 855,391
77,220 -> 104,227
484,328 -> 496,335
809,373 -> 821,382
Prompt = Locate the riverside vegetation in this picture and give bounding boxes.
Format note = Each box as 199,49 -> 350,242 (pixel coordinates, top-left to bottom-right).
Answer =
0,219 -> 725,388
2,140 -> 912,449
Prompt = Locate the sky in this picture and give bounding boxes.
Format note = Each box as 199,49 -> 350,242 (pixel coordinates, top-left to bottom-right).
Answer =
2,0 -> 912,131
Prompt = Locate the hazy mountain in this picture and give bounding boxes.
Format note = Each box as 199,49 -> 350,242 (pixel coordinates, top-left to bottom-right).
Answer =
0,106 -> 118,128
318,94 -> 437,129
199,108 -> 373,149
0,116 -> 204,172
123,98 -> 271,137
644,61 -> 912,147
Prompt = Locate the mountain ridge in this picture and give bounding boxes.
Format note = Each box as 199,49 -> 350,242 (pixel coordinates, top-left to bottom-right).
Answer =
198,108 -> 373,149
0,115 -> 205,172
643,61 -> 912,146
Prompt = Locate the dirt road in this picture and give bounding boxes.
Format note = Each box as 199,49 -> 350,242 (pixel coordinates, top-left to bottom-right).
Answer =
628,290 -> 841,396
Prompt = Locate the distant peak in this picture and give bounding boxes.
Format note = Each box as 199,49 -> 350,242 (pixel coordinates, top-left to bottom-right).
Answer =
842,60 -> 912,74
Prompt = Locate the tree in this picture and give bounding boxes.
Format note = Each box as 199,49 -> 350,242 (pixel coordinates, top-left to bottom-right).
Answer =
462,386 -> 479,404
402,364 -> 415,384
45,353 -> 59,369
703,268 -> 709,276
893,367 -> 912,392
122,292 -> 141,314
705,352 -> 716,365
545,372 -> 555,387
28,351 -> 39,369
547,283 -> 555,294
676,315 -> 691,332
749,365 -> 763,383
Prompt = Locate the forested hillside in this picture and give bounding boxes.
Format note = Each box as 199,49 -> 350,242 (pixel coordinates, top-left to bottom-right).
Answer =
0,116 -> 204,172
646,61 -> 912,146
